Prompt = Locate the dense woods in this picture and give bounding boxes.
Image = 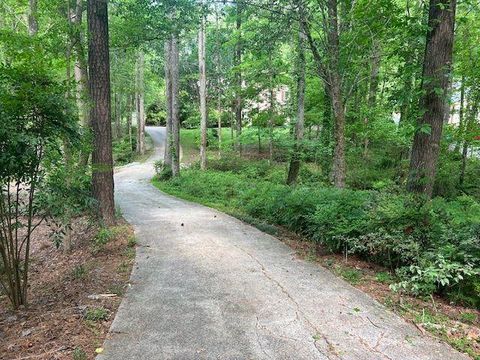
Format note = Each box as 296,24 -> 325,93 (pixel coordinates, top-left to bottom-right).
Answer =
1,0 -> 480,357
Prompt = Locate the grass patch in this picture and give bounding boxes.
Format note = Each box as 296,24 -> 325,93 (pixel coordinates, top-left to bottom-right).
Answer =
127,235 -> 137,248
336,267 -> 363,285
375,271 -> 395,284
71,264 -> 87,280
84,307 -> 109,322
93,225 -> 130,251
72,347 -> 87,360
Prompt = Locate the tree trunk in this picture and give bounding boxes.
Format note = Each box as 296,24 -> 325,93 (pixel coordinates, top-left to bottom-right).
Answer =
164,39 -> 172,168
171,35 -> 180,176
114,92 -> 122,139
234,1 -> 243,154
28,0 -> 38,35
268,67 -> 275,162
135,51 -> 145,155
287,26 -> 306,185
72,0 -> 91,166
127,93 -> 133,151
363,41 -> 381,158
87,0 -> 115,226
199,16 -> 208,170
454,76 -> 465,153
407,0 -> 456,197
215,6 -> 222,152
73,0 -> 89,127
460,96 -> 477,186
63,3 -> 73,253
230,109 -> 235,147
327,0 -> 346,188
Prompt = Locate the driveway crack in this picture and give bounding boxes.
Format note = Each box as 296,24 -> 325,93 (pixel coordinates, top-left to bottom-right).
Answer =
233,244 -> 340,359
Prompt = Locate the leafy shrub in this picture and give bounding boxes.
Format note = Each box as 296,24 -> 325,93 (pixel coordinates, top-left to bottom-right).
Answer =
154,160 -> 173,180
0,42 -> 78,308
309,189 -> 372,249
73,347 -> 87,360
393,253 -> 479,299
156,168 -> 480,306
84,307 -> 109,322
93,226 -> 126,250
71,265 -> 87,280
113,136 -> 135,165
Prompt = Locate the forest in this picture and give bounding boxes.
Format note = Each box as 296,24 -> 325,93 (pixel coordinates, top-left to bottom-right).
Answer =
1,0 -> 480,359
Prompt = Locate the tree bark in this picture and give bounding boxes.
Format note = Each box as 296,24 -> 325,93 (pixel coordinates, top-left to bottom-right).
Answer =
215,5 -> 222,152
234,1 -> 243,154
199,15 -> 208,170
114,92 -> 122,139
71,0 -> 91,166
171,35 -> 180,176
135,51 -> 146,155
28,0 -> 38,35
327,0 -> 347,188
407,0 -> 456,197
363,41 -> 381,157
287,26 -> 306,185
454,76 -> 465,153
460,93 -> 478,186
87,0 -> 115,225
164,39 -> 173,167
127,93 -> 133,151
268,59 -> 275,162
73,0 -> 89,126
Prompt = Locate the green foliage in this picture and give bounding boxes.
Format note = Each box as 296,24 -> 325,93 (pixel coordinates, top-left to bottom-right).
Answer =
127,235 -> 137,248
337,268 -> 363,285
154,160 -> 173,180
375,272 -> 395,284
0,37 -> 79,308
71,264 -> 87,280
459,312 -> 478,324
93,226 -> 121,250
72,347 -> 87,360
84,307 -> 109,322
156,168 -> 480,307
113,135 -> 136,165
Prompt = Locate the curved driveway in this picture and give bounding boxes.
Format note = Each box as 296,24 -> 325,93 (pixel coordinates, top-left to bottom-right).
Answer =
99,126 -> 467,360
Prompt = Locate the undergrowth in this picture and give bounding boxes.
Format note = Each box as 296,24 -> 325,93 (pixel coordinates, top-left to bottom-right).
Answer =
153,159 -> 480,309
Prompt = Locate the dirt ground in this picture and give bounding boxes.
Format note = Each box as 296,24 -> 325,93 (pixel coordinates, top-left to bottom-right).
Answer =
0,218 -> 135,360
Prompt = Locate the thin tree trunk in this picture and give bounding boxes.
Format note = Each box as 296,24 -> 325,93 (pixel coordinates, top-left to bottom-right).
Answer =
407,0 -> 457,197
327,0 -> 347,188
454,77 -> 465,153
234,1 -> 243,154
363,41 -> 381,158
63,0 -> 74,252
171,35 -> 180,176
460,98 -> 477,185
216,6 -> 222,152
287,26 -> 306,185
258,127 -> 262,153
164,39 -> 172,168
135,51 -> 145,155
115,92 -> 122,139
199,15 -> 208,170
28,0 -> 38,35
230,109 -> 235,148
87,0 -> 115,225
127,93 -> 133,151
73,0 -> 89,126
72,0 -> 91,166
268,67 -> 275,162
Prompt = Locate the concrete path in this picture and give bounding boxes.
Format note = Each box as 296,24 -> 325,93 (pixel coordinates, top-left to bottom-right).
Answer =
99,126 -> 468,360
